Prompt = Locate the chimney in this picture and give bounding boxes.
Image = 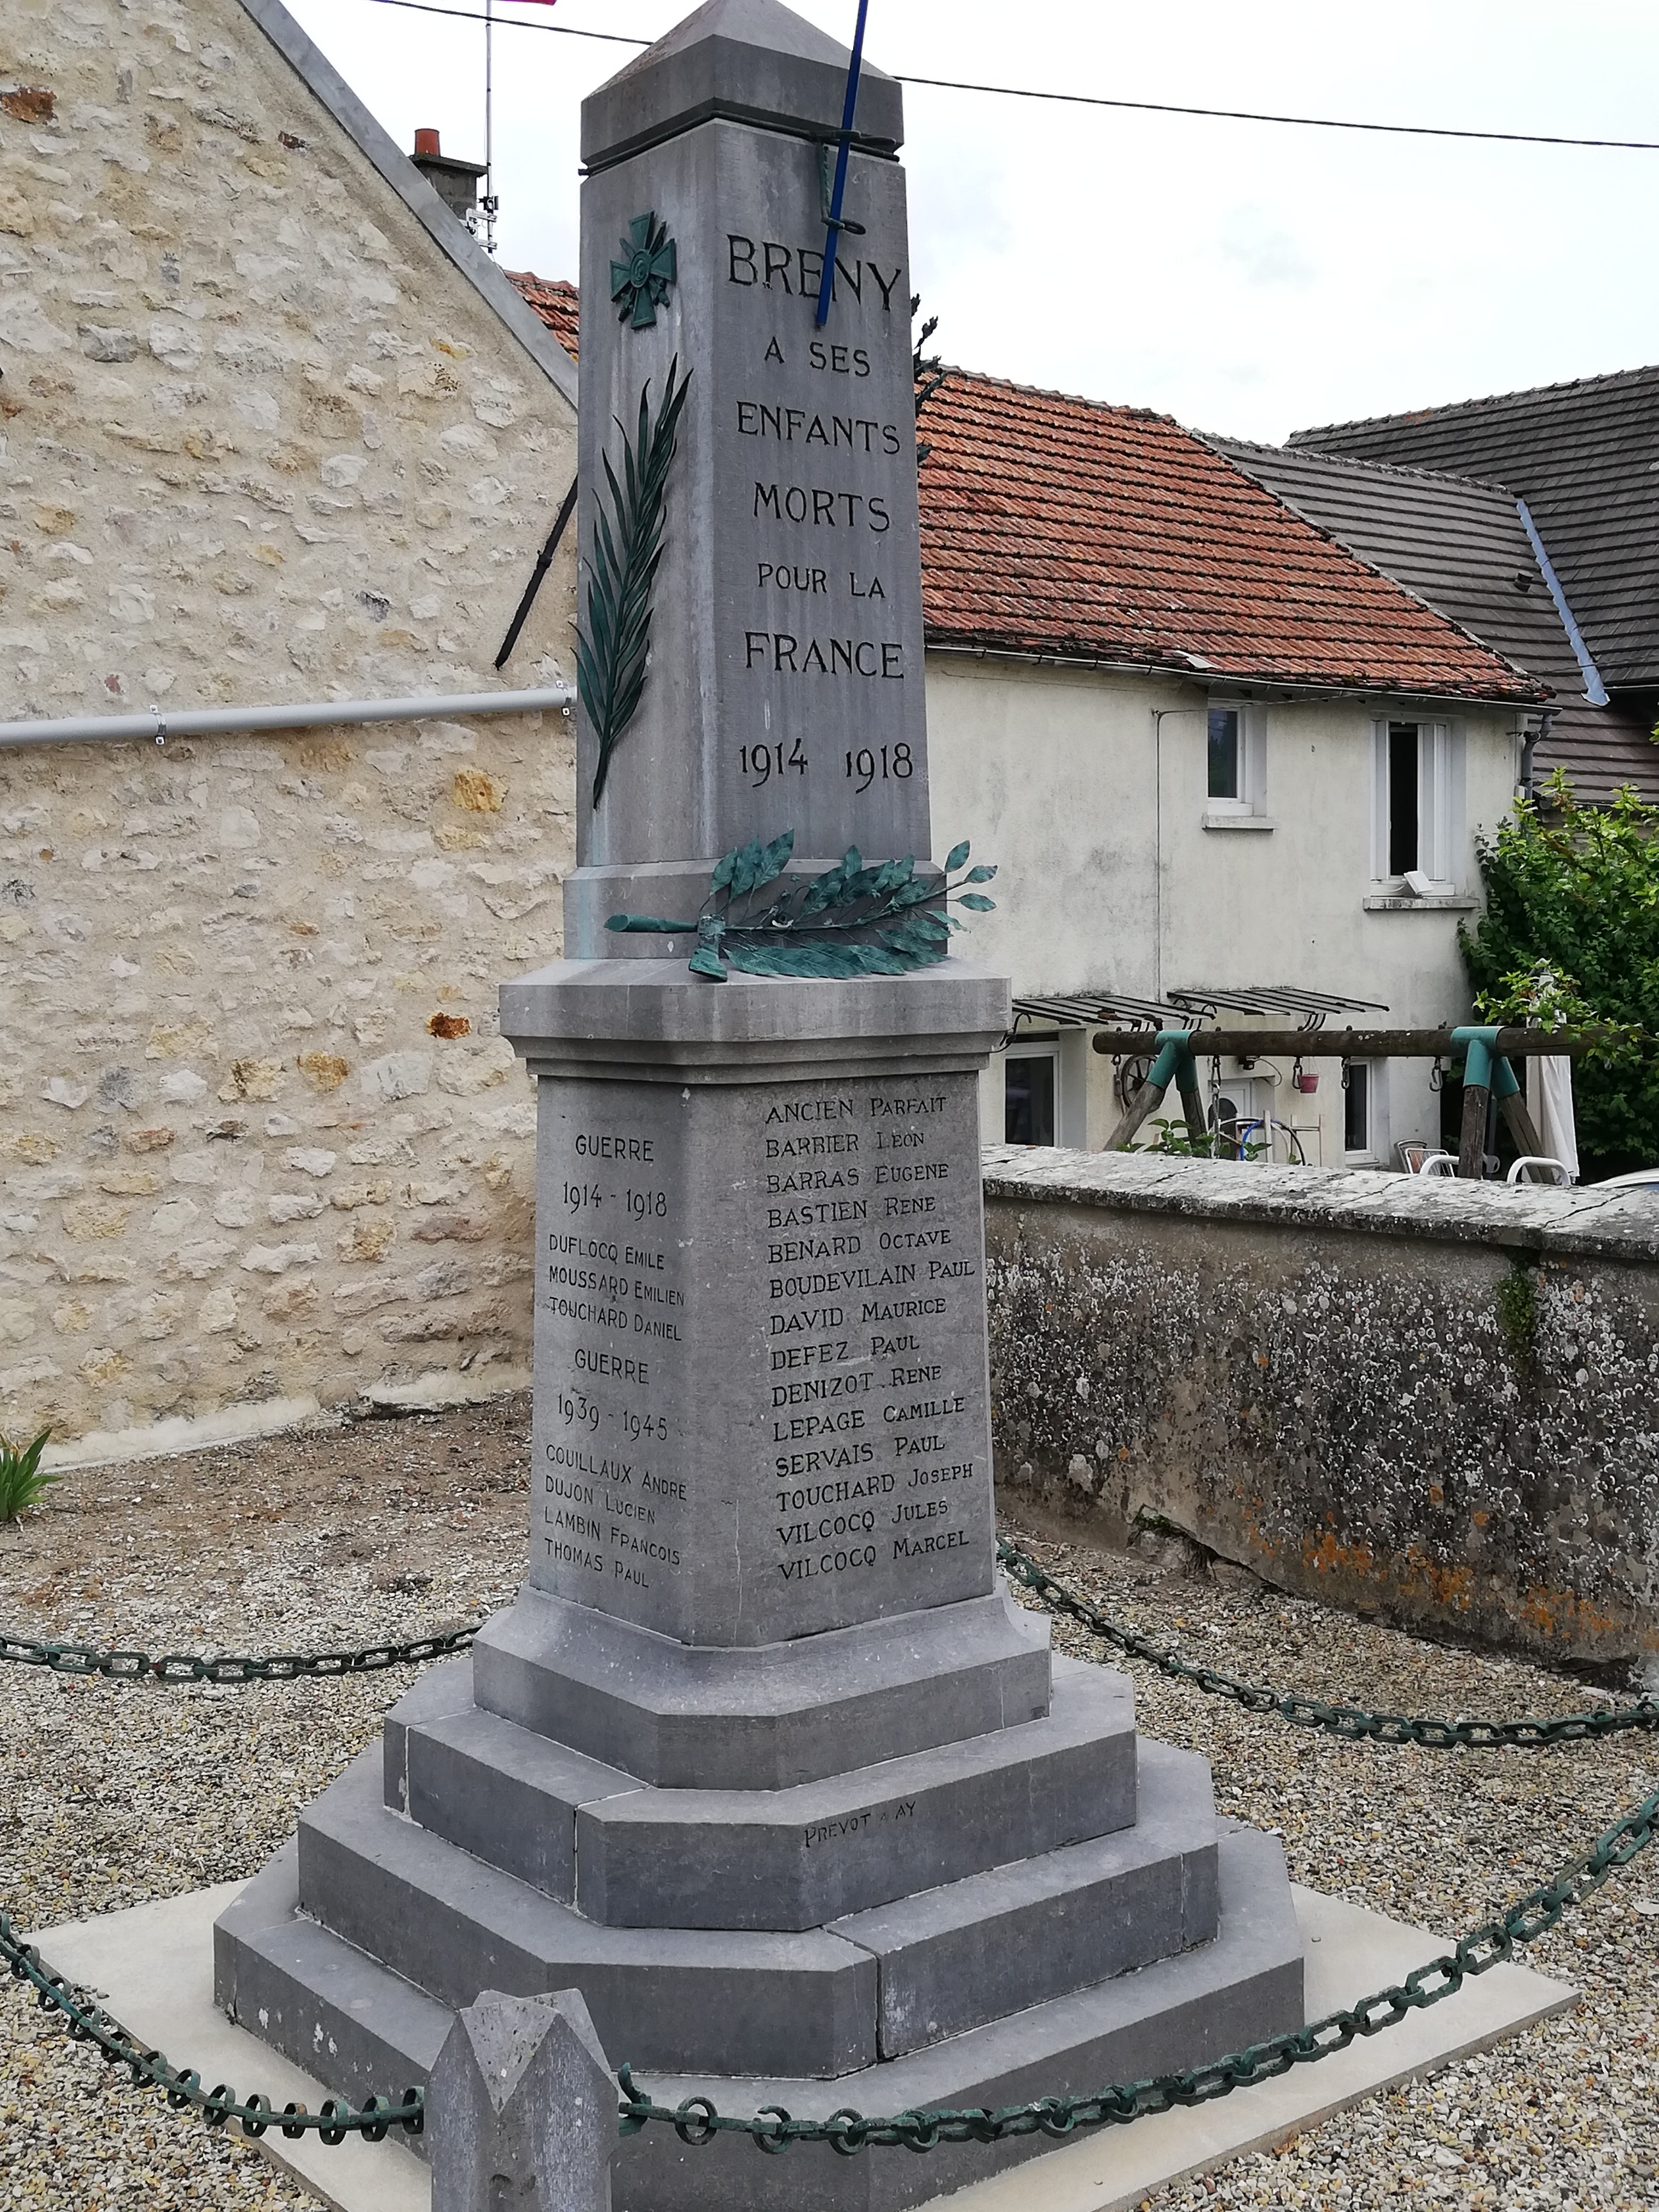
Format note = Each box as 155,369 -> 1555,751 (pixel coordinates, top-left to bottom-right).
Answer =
410,127 -> 488,226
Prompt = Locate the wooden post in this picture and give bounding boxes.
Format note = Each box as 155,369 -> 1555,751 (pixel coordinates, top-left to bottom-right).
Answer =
1454,1026 -> 1500,1180
1177,1067 -> 1209,1150
1103,1075 -> 1170,1152
1103,1032 -> 1199,1153
1498,1091 -> 1547,1163
1457,1078 -> 1491,1180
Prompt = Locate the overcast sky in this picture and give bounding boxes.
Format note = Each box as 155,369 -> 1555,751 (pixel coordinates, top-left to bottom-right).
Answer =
281,0 -> 1659,443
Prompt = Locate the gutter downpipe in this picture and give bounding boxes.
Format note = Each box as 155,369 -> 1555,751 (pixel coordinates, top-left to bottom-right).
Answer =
1519,705 -> 1554,805
0,685 -> 575,751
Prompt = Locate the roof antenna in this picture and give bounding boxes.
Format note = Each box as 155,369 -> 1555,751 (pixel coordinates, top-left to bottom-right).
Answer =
481,0 -> 499,253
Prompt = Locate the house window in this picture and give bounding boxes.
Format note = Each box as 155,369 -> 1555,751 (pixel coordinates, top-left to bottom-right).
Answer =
1005,1054 -> 1055,1145
1373,719 -> 1462,886
1204,701 -> 1267,824
1387,725 -> 1418,875
1343,1062 -> 1371,1155
1208,707 -> 1242,801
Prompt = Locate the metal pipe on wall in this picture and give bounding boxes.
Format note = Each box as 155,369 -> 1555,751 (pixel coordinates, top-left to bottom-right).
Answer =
0,686 -> 575,751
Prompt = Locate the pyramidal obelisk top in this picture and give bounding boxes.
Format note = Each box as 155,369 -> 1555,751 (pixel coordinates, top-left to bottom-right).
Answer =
565,0 -> 931,955
582,0 -> 904,169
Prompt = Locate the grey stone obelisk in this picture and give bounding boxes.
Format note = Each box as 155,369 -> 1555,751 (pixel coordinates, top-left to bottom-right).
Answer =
479,0 -> 1030,1761
214,11 -> 1306,2209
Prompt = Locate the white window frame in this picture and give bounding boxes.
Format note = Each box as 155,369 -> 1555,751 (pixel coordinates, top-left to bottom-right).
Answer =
1203,700 -> 1269,828
1342,1059 -> 1392,1166
1000,1034 -> 1089,1148
1370,718 -> 1464,888
1002,1042 -> 1059,1148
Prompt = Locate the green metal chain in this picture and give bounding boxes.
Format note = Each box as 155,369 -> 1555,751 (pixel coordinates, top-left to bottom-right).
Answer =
0,1619 -> 482,1685
617,1770 -> 1659,2152
0,1905 -> 422,2142
997,1537 -> 1659,1750
11,1774 -> 1657,2161
10,1538 -> 1659,2164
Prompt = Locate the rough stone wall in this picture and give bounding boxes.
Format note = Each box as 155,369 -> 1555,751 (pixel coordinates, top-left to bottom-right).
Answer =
983,1147 -> 1659,1665
0,0 -> 580,1454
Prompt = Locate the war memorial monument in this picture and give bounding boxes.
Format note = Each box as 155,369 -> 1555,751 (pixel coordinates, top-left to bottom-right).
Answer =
214,4 -> 1306,2202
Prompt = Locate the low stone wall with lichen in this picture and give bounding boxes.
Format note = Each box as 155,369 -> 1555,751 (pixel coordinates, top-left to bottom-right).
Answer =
982,1146 -> 1659,1665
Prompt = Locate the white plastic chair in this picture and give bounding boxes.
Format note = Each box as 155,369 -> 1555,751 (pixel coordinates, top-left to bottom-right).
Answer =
1416,1151 -> 1458,1178
1507,1155 -> 1571,1187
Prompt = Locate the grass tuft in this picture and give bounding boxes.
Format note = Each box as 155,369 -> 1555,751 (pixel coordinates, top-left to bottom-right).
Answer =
0,1427 -> 55,1521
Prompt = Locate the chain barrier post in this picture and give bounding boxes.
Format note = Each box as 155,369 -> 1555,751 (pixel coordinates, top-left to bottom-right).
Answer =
429,1987 -> 618,2212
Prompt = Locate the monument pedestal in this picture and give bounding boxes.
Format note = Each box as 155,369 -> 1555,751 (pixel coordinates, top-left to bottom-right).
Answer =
216,963 -> 1305,2209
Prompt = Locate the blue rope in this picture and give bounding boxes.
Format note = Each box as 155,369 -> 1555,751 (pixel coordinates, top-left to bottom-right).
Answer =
815,0 -> 870,327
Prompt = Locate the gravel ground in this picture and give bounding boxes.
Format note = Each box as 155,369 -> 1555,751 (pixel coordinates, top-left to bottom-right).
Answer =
3,1404 -> 1657,2210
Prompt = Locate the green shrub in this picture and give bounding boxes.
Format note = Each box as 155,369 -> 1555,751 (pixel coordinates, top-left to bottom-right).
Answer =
0,1427 -> 56,1521
1130,1116 -> 1265,1160
1461,776 -> 1659,1177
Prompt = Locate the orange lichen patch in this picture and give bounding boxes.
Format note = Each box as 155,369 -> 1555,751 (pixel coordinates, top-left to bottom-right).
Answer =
1,88 -> 56,124
1414,1557 -> 1477,1610
1299,1533 -> 1480,1616
426,1012 -> 472,1040
1302,1531 -> 1377,1582
1519,1585 -> 1623,1640
297,1052 -> 349,1093
452,768 -> 504,813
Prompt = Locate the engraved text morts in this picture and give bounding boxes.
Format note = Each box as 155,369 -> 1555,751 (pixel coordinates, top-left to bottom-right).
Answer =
215,10 -> 1306,2209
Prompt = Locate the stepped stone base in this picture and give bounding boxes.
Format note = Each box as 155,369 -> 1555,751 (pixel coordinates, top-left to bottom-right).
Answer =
216,1601 -> 1305,2211
216,1820 -> 1301,2212
469,1585 -> 1054,1791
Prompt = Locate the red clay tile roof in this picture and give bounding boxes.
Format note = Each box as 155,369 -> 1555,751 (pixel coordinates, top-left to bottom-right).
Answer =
918,371 -> 1542,700
508,271 -> 579,360
501,276 -> 1539,701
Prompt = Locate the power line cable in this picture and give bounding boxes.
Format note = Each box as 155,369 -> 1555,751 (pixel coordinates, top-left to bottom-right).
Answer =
894,71 -> 1659,150
358,0 -> 1659,151
365,0 -> 646,41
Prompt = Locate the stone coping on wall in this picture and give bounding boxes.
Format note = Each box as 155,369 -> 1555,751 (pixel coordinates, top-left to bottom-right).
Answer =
981,1146 -> 1659,1265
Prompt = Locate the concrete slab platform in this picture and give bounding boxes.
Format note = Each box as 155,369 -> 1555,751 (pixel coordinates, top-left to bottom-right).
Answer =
28,1882 -> 426,2212
31,1875 -> 1571,2212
